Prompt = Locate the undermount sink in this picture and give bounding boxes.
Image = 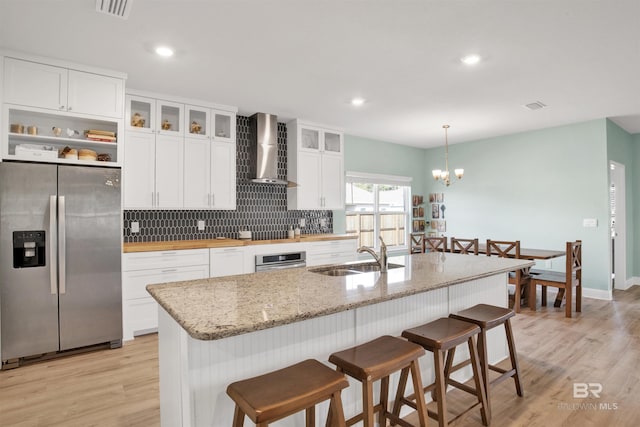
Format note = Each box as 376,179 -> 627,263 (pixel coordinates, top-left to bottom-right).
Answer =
310,262 -> 403,276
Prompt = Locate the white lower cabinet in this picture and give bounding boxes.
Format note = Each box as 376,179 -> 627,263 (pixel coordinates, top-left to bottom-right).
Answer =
122,249 -> 209,340
209,247 -> 245,277
122,239 -> 357,339
306,239 -> 358,266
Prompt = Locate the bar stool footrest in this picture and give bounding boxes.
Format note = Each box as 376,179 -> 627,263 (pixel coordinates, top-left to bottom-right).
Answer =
447,378 -> 479,396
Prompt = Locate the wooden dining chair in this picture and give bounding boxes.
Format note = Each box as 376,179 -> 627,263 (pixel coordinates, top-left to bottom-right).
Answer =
450,237 -> 479,255
425,236 -> 447,253
410,232 -> 425,254
529,241 -> 582,318
486,240 -> 531,313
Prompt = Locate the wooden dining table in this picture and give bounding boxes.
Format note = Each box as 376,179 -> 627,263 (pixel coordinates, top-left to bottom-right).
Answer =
474,243 -> 566,310
476,244 -> 566,260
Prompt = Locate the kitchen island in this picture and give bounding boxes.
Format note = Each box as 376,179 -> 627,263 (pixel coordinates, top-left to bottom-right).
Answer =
147,252 -> 533,427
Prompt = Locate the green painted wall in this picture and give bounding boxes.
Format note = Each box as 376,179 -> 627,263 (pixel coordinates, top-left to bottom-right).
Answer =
605,119 -> 635,281
333,134 -> 427,234
422,119 -> 610,292
336,119 -> 629,293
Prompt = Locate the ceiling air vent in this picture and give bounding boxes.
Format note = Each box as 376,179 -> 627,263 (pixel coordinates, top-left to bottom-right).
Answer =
96,0 -> 132,19
523,101 -> 547,111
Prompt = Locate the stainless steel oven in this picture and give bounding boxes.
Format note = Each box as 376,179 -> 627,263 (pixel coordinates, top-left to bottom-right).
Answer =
255,251 -> 306,272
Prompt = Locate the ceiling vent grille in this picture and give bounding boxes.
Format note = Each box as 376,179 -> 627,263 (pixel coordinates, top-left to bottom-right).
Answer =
523,101 -> 547,111
96,0 -> 132,19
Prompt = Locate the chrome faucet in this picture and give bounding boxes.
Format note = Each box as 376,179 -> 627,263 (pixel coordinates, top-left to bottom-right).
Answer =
357,236 -> 388,272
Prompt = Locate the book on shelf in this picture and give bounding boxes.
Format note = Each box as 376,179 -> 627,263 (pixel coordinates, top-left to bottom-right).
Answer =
85,129 -> 116,137
86,133 -> 117,142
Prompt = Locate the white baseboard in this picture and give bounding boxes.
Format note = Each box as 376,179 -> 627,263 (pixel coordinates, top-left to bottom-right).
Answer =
582,287 -> 613,301
615,276 -> 639,291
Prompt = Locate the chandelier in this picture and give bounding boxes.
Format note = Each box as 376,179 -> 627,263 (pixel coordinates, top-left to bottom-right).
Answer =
431,125 -> 463,186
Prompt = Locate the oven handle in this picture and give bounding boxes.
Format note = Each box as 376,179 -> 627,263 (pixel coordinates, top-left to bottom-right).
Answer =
256,262 -> 307,272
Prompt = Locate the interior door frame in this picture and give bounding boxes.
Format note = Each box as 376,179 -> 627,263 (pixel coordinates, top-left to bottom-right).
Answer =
609,161 -> 627,290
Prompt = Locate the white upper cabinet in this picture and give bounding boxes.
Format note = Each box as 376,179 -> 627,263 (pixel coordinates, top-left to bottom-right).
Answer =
210,140 -> 236,209
183,137 -> 211,208
184,104 -> 236,142
4,57 -> 123,118
124,92 -> 237,210
2,55 -> 125,167
66,70 -> 124,118
4,59 -> 67,111
123,131 -> 155,208
183,104 -> 236,210
155,135 -> 184,208
287,120 -> 344,210
124,94 -> 184,209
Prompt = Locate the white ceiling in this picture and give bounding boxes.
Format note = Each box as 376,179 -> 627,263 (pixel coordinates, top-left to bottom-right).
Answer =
1,0 -> 639,148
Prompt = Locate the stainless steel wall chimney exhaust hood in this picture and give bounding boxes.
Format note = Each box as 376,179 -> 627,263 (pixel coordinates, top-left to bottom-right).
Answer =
249,113 -> 288,185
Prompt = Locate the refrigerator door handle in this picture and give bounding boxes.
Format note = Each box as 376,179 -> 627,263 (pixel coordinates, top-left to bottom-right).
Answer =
58,195 -> 66,294
49,195 -> 58,295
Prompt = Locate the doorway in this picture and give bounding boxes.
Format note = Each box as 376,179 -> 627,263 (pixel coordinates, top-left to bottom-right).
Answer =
609,161 -> 627,290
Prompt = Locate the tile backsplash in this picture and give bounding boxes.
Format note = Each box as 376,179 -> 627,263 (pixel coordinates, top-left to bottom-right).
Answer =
123,116 -> 333,242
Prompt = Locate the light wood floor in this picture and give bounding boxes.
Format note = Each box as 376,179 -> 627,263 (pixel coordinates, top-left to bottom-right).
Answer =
1,286 -> 639,427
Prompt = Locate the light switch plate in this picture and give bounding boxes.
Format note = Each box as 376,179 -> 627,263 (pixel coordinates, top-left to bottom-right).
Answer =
320,218 -> 326,228
299,218 -> 306,227
198,220 -> 205,231
582,218 -> 598,228
131,222 -> 140,233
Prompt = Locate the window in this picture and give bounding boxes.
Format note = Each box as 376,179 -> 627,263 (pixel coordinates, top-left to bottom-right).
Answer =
345,172 -> 411,251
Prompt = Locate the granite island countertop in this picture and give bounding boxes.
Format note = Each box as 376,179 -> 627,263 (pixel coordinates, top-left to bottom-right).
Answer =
146,253 -> 534,341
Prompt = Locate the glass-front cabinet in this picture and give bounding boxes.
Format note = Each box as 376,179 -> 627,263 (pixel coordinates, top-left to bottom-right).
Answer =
296,123 -> 343,155
323,130 -> 343,154
124,91 -> 237,209
287,119 -> 344,210
300,127 -> 320,151
212,109 -> 236,143
157,101 -> 184,136
184,105 -> 236,143
127,95 -> 155,132
185,105 -> 210,139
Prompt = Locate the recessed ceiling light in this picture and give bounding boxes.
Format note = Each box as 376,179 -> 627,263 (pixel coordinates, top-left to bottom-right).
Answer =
155,46 -> 174,57
351,97 -> 365,106
460,54 -> 481,65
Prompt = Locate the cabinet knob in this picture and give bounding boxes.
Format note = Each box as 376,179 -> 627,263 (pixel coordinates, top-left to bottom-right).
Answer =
59,105 -> 65,110
67,106 -> 72,111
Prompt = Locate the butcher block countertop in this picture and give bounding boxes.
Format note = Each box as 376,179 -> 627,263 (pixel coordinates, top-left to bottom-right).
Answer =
123,233 -> 357,253
146,253 -> 534,341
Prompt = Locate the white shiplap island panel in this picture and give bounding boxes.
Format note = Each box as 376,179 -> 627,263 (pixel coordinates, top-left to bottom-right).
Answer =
148,253 -> 533,427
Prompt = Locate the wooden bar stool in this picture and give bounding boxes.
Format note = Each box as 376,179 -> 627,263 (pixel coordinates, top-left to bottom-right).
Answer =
400,318 -> 489,427
450,304 -> 523,422
226,359 -> 349,427
327,335 -> 429,427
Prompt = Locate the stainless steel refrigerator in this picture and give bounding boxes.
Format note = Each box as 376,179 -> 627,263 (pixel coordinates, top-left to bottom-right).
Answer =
1,162 -> 122,367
